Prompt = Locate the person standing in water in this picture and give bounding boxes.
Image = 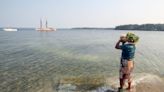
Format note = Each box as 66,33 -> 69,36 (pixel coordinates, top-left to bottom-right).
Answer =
115,33 -> 139,92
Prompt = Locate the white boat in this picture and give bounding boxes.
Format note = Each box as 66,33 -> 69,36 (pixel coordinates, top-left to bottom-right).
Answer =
3,28 -> 18,31
36,19 -> 56,32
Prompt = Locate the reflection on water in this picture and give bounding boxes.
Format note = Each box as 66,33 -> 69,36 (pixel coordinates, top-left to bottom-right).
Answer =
0,30 -> 164,92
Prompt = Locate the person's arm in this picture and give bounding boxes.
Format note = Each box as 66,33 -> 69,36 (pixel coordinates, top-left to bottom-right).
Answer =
115,40 -> 122,49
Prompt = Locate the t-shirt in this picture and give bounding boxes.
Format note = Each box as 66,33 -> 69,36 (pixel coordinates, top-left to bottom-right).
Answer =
120,44 -> 136,60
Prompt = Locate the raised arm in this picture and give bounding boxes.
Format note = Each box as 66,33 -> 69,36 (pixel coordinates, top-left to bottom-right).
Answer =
115,40 -> 122,49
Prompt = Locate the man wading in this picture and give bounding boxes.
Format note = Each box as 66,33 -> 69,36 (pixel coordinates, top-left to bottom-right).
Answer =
115,33 -> 139,92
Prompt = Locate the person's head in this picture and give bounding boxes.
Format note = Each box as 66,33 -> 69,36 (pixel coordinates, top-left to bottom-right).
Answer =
126,32 -> 139,43
127,36 -> 135,43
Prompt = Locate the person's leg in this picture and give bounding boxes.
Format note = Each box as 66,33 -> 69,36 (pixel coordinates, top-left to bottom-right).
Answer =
127,74 -> 132,90
119,59 -> 126,91
119,75 -> 126,92
120,74 -> 126,88
127,63 -> 134,90
119,78 -> 124,89
128,82 -> 131,89
119,68 -> 124,92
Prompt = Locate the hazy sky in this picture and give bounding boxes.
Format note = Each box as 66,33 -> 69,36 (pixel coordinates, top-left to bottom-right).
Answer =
1,0 -> 164,28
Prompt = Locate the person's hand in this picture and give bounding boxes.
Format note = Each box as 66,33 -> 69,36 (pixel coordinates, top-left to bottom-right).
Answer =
120,34 -> 127,43
118,39 -> 122,43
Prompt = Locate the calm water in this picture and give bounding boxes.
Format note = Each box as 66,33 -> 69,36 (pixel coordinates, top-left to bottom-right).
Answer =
0,29 -> 164,92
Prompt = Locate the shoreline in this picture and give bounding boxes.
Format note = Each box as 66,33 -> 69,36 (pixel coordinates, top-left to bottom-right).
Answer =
46,73 -> 164,92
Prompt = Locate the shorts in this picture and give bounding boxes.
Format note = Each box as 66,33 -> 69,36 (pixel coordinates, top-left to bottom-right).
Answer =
119,58 -> 134,81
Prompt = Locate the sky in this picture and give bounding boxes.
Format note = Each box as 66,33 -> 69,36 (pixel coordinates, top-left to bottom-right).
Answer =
1,0 -> 164,28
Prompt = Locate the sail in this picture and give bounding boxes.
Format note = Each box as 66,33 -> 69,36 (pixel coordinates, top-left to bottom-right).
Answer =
36,19 -> 56,31
46,20 -> 48,28
40,19 -> 42,28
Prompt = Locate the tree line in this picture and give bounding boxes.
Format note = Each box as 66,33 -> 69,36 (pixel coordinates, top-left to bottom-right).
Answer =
115,24 -> 164,31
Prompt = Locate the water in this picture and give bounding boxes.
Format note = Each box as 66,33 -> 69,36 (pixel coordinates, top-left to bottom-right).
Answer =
0,29 -> 164,92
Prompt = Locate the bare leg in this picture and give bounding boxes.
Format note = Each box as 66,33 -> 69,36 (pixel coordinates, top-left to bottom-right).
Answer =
127,81 -> 131,89
119,78 -> 123,89
119,78 -> 124,92
127,75 -> 132,90
120,75 -> 126,89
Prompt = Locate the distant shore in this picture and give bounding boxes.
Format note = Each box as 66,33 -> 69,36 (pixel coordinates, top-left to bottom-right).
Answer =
2,23 -> 164,31
71,27 -> 114,30
115,24 -> 164,31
